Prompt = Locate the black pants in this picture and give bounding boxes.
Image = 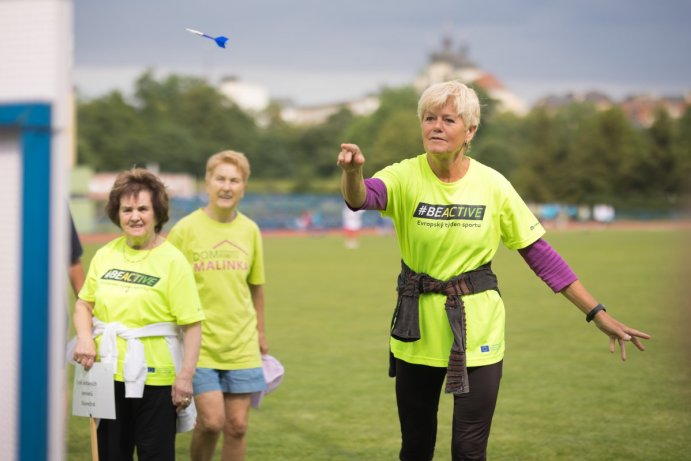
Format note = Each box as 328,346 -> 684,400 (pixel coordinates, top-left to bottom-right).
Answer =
97,381 -> 177,461
395,359 -> 503,461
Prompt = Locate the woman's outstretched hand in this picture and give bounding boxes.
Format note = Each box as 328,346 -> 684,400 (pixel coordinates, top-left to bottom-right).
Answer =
592,311 -> 651,361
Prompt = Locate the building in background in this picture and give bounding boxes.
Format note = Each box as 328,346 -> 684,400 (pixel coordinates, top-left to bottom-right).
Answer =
414,36 -> 528,115
279,95 -> 380,126
535,90 -> 691,127
218,76 -> 270,113
219,35 -> 527,125
219,33 -> 689,128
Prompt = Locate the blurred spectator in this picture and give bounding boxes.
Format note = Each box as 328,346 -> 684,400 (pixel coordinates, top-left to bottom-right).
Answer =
342,205 -> 364,249
593,204 -> 615,223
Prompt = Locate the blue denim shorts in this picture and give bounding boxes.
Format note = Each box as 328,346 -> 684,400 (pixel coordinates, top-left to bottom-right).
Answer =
193,367 -> 267,396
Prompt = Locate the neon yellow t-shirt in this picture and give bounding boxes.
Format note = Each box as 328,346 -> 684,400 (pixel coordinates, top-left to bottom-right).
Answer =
375,154 -> 545,368
167,209 -> 265,370
79,237 -> 205,385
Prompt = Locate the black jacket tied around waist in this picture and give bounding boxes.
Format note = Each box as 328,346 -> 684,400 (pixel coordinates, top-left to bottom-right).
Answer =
390,260 -> 499,395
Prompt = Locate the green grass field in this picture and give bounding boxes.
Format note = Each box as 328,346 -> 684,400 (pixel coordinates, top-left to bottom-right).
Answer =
66,228 -> 691,460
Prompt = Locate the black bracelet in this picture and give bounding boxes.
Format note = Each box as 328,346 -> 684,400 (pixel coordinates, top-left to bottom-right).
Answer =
586,303 -> 606,322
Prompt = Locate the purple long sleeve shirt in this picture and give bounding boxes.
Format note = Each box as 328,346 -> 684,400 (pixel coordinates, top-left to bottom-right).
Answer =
350,178 -> 577,292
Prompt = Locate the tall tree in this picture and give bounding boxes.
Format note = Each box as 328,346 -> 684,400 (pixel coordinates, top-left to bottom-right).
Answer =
77,72 -> 260,176
471,112 -> 523,178
304,108 -> 355,178
132,72 -> 259,175
77,91 -> 147,170
568,107 -> 644,205
646,107 -> 683,201
252,104 -> 302,180
512,108 -> 567,202
342,86 -> 419,162
367,110 -> 422,175
675,107 -> 691,196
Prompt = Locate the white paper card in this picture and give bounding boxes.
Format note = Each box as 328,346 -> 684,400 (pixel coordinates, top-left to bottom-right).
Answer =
72,362 -> 116,420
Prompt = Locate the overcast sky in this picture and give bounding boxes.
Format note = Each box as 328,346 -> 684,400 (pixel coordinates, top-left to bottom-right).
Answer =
73,0 -> 691,106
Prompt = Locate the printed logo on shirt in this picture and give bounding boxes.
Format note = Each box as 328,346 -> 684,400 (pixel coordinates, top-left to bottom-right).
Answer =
148,366 -> 176,377
101,269 -> 160,287
413,202 -> 486,221
191,240 -> 249,273
480,344 -> 500,353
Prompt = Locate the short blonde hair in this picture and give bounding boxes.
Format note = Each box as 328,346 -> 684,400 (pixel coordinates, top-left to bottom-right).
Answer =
205,150 -> 251,183
417,80 -> 481,129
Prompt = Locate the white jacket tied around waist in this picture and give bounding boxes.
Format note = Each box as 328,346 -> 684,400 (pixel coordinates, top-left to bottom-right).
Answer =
92,318 -> 181,397
67,317 -> 196,432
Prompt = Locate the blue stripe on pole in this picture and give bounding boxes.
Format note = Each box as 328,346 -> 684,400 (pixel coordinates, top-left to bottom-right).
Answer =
5,103 -> 52,461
